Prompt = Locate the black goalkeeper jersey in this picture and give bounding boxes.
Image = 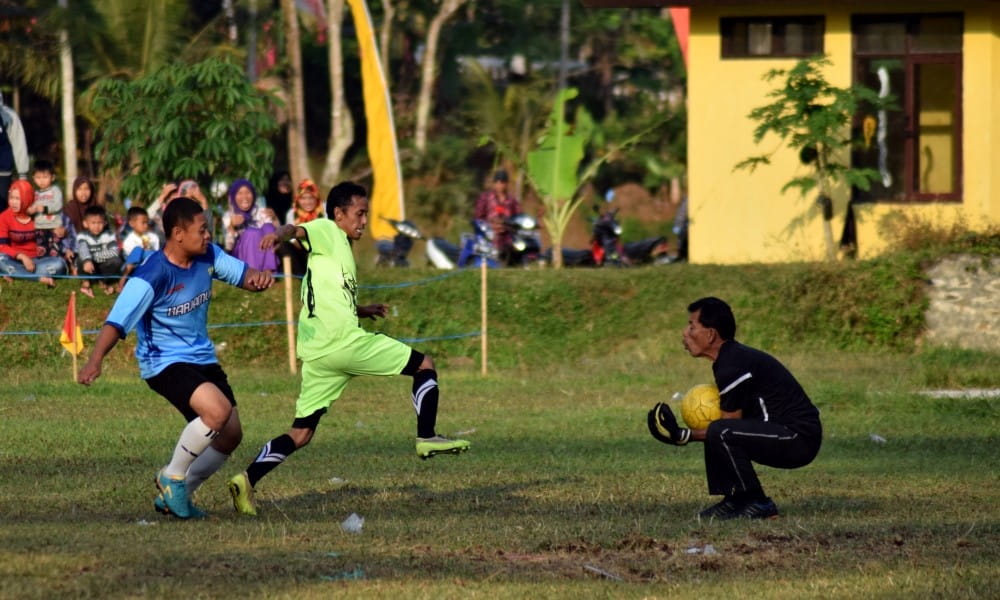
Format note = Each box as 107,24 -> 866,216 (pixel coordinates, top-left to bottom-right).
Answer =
712,341 -> 821,437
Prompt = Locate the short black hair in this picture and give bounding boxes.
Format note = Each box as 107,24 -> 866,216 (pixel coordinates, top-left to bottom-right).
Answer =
687,297 -> 737,341
126,206 -> 149,221
33,159 -> 55,174
163,197 -> 203,237
83,205 -> 107,220
326,181 -> 367,217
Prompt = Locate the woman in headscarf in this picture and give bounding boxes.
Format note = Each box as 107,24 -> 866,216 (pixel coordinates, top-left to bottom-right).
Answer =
0,179 -> 68,286
221,179 -> 277,271
64,176 -> 98,233
275,179 -> 323,275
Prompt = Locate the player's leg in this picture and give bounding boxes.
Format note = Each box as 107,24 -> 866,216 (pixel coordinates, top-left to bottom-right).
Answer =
229,356 -> 347,515
336,333 -> 469,459
702,420 -> 814,519
402,351 -> 470,459
146,363 -> 233,519
186,365 -> 242,498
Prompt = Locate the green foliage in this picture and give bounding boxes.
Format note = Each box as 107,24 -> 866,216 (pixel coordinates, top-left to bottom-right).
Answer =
91,57 -> 278,205
735,56 -> 889,200
403,134 -> 477,233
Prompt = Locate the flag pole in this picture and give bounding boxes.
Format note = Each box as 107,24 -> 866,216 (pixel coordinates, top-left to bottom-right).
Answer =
480,259 -> 487,376
70,291 -> 78,381
283,255 -> 297,374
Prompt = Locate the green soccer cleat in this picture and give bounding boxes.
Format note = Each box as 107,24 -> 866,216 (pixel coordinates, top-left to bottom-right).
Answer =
154,469 -> 192,519
415,436 -> 471,460
227,472 -> 257,516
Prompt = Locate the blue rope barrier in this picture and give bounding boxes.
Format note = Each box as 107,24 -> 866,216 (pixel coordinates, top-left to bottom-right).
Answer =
1,320 -> 481,342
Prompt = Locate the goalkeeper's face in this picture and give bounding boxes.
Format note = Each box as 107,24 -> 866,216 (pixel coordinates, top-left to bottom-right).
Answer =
682,310 -> 715,358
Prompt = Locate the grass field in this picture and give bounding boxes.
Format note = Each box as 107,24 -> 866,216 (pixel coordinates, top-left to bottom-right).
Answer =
1,252 -> 998,598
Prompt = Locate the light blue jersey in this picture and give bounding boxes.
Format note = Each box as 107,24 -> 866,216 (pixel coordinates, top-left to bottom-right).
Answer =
106,243 -> 247,379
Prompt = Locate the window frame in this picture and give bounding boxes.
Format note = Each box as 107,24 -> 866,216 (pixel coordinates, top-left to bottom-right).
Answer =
852,13 -> 964,203
720,15 -> 825,59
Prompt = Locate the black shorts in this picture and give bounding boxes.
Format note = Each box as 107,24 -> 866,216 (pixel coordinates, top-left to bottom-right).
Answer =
146,362 -> 236,422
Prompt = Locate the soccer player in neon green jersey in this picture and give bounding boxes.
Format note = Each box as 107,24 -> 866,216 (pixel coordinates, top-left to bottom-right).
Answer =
228,181 -> 470,515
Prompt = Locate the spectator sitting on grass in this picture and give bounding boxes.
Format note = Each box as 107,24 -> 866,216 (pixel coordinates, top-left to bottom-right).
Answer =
76,205 -> 123,296
0,179 -> 67,286
275,178 -> 322,276
117,206 -> 160,291
222,178 -> 277,271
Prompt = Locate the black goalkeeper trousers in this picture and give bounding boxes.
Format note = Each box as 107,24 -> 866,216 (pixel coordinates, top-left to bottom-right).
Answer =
703,419 -> 821,498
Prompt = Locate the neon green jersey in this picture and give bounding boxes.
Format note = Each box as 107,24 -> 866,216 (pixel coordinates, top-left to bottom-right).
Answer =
296,219 -> 366,360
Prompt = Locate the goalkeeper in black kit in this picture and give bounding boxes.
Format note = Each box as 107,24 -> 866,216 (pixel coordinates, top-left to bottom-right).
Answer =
648,297 -> 822,520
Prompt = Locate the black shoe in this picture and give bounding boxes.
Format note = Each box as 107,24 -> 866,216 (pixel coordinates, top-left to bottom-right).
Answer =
739,498 -> 779,519
698,497 -> 743,520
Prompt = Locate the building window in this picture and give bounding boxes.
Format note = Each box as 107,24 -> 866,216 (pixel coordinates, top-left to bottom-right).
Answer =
721,16 -> 824,58
852,14 -> 963,203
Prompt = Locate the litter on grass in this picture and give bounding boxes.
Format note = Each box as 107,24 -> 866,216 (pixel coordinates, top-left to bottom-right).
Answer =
341,513 -> 364,533
320,567 -> 365,581
583,563 -> 623,581
869,433 -> 888,444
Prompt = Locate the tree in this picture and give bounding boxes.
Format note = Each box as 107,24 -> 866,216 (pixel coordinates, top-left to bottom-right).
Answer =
735,55 -> 889,261
413,0 -> 466,154
91,57 -> 277,205
489,87 -> 657,268
281,0 -> 310,184
320,0 -> 353,186
57,0 -> 77,185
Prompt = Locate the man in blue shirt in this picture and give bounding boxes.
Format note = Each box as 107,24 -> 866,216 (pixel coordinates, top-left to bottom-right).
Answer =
78,197 -> 274,519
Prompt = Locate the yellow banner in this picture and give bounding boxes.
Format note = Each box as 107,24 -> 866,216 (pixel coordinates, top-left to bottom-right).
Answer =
346,0 -> 404,241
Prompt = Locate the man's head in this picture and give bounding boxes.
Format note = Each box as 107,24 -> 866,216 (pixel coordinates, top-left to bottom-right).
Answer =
32,159 -> 55,190
682,297 -> 736,360
163,197 -> 209,256
127,206 -> 151,234
326,182 -> 368,241
82,205 -> 108,236
492,169 -> 509,194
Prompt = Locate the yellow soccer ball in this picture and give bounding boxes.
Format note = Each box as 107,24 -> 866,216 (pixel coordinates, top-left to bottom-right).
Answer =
680,384 -> 722,430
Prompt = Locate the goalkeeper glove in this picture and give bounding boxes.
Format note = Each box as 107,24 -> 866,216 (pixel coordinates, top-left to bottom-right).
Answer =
647,402 -> 690,446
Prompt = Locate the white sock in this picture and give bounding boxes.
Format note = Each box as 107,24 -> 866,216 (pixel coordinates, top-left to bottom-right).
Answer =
185,446 -> 229,496
163,418 -> 219,478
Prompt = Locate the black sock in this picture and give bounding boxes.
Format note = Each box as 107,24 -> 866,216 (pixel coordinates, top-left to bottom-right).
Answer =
412,369 -> 439,438
245,434 -> 298,487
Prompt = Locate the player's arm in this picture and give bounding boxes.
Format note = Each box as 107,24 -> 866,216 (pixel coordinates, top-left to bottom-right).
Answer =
78,324 -> 123,386
241,267 -> 274,292
260,223 -> 306,250
358,303 -> 389,320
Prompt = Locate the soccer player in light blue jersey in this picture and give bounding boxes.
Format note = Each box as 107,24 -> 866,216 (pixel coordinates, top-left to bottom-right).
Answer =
79,197 -> 274,519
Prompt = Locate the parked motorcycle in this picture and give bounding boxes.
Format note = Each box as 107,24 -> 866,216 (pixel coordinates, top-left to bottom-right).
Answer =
382,215 -> 541,269
545,205 -> 670,267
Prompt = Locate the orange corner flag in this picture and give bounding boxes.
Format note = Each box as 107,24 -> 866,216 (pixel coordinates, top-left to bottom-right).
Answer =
60,292 -> 84,356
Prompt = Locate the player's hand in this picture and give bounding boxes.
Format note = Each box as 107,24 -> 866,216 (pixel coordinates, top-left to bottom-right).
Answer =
647,402 -> 690,446
358,303 -> 389,320
259,233 -> 279,250
78,361 -> 102,386
244,268 -> 274,291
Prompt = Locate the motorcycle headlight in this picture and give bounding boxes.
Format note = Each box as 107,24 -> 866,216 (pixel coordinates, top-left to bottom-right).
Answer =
510,214 -> 537,230
613,223 -> 623,236
512,239 -> 527,252
397,220 -> 421,239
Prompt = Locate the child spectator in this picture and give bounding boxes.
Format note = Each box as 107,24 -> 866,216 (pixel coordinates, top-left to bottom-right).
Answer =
28,159 -> 64,231
222,178 -> 277,271
117,206 -> 160,291
76,205 -> 123,296
36,211 -> 77,275
0,179 -> 67,286
276,178 -> 322,275
64,176 -> 99,233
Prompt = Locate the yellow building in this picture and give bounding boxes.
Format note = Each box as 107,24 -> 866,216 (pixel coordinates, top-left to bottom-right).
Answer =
590,1 -> 1000,263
